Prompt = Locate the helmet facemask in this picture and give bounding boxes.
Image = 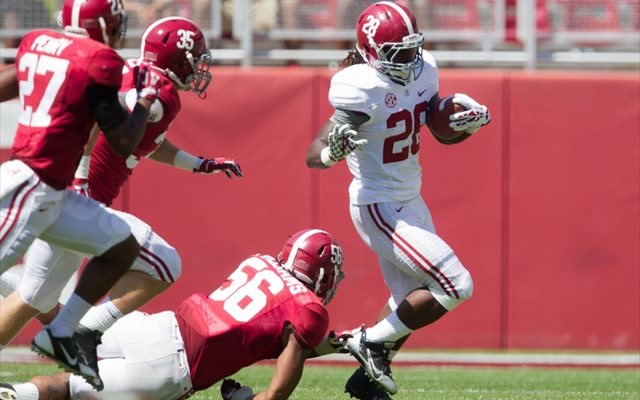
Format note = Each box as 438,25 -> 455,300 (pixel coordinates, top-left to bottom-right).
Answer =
186,51 -> 213,98
164,50 -> 212,98
100,11 -> 127,49
318,267 -> 345,305
359,32 -> 425,85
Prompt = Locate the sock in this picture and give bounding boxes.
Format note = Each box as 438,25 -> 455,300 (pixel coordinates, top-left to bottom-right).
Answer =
13,382 -> 40,400
47,293 -> 92,337
365,311 -> 413,343
79,297 -> 124,333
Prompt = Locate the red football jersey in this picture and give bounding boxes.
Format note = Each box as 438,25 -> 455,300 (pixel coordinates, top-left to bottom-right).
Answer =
175,254 -> 329,391
88,59 -> 181,205
11,29 -> 124,189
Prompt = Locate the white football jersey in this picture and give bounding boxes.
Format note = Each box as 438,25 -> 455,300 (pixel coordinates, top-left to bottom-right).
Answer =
329,52 -> 439,205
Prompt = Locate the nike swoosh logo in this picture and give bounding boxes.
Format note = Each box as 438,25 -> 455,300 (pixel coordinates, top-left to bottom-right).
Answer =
418,89 -> 428,96
366,349 -> 383,379
59,344 -> 78,366
395,206 -> 404,212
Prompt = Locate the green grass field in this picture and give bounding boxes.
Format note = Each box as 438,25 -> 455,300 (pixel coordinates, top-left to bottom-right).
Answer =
1,362 -> 638,400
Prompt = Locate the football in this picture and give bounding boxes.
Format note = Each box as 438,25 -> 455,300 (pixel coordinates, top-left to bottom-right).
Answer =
428,95 -> 465,141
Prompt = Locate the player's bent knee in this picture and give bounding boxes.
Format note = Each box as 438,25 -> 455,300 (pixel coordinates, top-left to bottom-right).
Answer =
431,270 -> 473,312
133,244 -> 182,284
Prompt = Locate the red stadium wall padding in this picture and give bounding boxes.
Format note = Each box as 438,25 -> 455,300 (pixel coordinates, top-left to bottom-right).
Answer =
2,68 -> 638,350
505,71 -> 640,349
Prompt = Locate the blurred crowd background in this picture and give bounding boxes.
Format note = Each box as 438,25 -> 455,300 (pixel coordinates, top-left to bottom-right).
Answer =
1,0 -> 639,68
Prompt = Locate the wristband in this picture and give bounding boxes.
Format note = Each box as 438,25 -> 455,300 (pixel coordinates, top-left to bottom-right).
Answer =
173,150 -> 200,171
74,155 -> 91,179
320,147 -> 337,167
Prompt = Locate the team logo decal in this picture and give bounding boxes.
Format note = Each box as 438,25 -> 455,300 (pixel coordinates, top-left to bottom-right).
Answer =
385,93 -> 397,108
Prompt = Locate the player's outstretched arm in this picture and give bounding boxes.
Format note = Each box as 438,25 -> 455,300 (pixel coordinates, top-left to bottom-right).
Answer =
149,138 -> 243,178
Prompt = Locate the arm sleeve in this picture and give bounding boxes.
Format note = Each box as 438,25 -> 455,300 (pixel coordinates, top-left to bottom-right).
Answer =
87,85 -> 129,132
330,108 -> 371,131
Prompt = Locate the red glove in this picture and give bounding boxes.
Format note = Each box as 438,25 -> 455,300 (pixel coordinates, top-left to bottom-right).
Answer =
71,178 -> 90,197
194,157 -> 243,178
132,64 -> 159,102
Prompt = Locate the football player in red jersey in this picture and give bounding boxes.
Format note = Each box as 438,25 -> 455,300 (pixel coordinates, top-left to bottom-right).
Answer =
305,2 -> 490,399
2,229 -> 347,400
0,0 -> 165,389
0,15 -> 242,391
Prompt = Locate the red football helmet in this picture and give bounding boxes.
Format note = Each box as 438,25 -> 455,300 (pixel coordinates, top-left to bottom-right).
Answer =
277,229 -> 345,305
140,17 -> 212,98
356,1 -> 424,84
61,0 -> 127,48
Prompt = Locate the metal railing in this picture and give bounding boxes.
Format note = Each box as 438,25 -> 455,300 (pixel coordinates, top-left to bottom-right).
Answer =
1,0 -> 638,69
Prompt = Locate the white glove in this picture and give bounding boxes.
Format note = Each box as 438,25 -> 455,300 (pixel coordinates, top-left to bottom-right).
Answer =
326,124 -> 368,162
449,93 -> 491,134
221,379 -> 253,400
313,330 -> 353,356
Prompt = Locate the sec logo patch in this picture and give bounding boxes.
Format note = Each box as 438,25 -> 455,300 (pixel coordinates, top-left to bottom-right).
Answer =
385,93 -> 397,108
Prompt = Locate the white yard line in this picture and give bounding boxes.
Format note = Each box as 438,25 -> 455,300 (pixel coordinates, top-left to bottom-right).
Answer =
2,346 -> 638,367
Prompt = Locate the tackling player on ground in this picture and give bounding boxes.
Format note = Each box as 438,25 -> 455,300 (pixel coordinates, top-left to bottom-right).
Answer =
306,2 -> 491,399
1,229 -> 347,400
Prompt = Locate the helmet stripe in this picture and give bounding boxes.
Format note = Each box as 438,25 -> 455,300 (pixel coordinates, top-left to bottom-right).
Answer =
378,1 -> 415,35
282,228 -> 327,271
71,0 -> 83,28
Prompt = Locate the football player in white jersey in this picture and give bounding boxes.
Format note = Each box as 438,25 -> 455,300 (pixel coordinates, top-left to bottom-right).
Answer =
306,2 -> 491,399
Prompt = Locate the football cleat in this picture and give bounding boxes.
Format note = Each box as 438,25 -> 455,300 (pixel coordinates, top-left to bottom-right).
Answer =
345,366 -> 392,400
74,326 -> 105,391
345,328 -> 397,394
31,327 -> 101,390
0,383 -> 17,400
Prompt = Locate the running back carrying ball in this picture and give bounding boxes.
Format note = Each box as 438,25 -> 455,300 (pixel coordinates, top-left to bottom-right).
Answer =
428,95 -> 465,141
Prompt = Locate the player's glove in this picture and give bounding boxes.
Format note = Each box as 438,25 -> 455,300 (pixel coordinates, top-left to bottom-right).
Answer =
313,330 -> 353,356
132,64 -> 159,102
221,379 -> 254,400
449,93 -> 491,134
194,157 -> 244,178
326,123 -> 368,162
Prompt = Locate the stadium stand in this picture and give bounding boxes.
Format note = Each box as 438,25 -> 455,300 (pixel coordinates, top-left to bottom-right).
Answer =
0,0 -> 638,68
